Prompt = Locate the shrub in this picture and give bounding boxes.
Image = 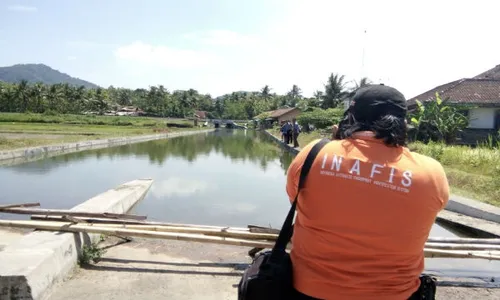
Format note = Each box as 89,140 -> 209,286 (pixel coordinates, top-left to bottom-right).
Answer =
297,108 -> 343,129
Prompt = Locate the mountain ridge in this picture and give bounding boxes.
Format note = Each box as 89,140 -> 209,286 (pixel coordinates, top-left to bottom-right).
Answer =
0,63 -> 100,88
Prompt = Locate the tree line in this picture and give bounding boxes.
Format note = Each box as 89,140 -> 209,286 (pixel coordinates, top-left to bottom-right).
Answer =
0,73 -> 369,120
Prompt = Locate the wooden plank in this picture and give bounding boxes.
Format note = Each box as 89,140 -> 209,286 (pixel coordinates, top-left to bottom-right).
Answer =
0,202 -> 40,209
427,237 -> 500,245
31,215 -> 249,230
1,219 -> 500,260
1,208 -> 146,220
248,225 -> 280,234
29,216 -> 500,246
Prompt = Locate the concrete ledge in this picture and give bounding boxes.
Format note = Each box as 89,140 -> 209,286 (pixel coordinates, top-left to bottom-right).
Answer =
437,210 -> 500,238
0,129 -> 214,166
445,195 -> 500,224
0,179 -> 153,300
262,129 -> 300,154
262,130 -> 500,223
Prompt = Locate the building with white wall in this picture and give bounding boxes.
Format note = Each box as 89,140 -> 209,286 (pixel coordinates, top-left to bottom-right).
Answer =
407,65 -> 500,144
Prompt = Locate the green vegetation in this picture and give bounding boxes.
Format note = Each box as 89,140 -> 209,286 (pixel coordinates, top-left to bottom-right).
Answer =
79,242 -> 106,265
410,93 -> 470,143
0,72 -> 361,120
0,113 -> 195,150
409,142 -> 500,206
0,112 -> 174,126
296,108 -> 343,129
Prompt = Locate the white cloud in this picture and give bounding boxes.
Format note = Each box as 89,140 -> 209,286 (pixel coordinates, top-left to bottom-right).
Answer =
184,30 -> 261,47
67,56 -> 77,61
150,177 -> 212,198
114,41 -> 223,69
105,1 -> 500,99
7,5 -> 37,12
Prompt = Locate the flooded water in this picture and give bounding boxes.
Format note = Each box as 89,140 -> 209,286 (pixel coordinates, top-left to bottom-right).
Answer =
0,129 -> 498,279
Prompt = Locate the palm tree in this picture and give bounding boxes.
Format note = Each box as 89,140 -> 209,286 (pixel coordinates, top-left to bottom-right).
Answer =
322,73 -> 347,109
260,85 -> 272,100
14,80 -> 30,112
353,77 -> 372,90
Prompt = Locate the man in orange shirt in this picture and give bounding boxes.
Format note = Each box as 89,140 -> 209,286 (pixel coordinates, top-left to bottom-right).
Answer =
286,84 -> 449,300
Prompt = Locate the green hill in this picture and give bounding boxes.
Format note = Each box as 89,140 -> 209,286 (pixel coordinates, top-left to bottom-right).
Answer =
0,63 -> 99,88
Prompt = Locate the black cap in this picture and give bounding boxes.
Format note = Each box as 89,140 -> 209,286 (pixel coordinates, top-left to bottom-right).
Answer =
348,84 -> 407,123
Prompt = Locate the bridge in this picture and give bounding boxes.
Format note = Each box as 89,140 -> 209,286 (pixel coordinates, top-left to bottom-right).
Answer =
211,119 -> 249,129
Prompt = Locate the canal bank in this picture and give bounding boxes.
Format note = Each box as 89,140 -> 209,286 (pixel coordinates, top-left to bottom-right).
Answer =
0,129 -> 215,167
262,130 -> 500,229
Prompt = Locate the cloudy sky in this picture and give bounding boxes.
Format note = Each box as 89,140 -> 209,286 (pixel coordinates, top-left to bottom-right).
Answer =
1,0 -> 499,99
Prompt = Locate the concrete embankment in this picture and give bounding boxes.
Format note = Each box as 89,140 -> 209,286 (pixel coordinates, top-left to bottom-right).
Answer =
0,179 -> 153,300
0,129 -> 214,166
262,130 -> 500,226
437,210 -> 500,238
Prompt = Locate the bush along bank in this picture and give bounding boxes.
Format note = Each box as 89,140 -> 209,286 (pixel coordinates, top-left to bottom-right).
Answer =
409,142 -> 500,206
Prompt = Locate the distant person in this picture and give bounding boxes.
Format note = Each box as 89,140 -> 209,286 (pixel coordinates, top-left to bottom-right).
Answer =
291,118 -> 301,148
286,121 -> 293,144
280,121 -> 288,142
286,84 -> 449,300
282,121 -> 291,144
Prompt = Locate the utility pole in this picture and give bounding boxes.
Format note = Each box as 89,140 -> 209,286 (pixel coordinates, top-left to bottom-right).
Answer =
361,29 -> 367,80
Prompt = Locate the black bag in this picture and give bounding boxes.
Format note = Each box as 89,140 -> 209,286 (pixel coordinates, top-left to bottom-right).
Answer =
408,275 -> 437,300
237,138 -> 330,300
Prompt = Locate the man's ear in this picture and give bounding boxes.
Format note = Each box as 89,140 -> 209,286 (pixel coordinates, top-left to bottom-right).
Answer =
331,125 -> 339,140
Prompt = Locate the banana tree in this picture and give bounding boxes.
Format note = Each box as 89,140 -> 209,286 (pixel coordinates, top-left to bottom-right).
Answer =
410,92 -> 470,144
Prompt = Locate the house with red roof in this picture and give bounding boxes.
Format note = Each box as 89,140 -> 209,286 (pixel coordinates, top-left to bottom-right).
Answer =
194,110 -> 208,119
254,107 -> 301,129
407,65 -> 500,144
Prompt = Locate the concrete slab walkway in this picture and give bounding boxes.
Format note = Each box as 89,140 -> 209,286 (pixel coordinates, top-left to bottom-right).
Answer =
45,237 -> 500,300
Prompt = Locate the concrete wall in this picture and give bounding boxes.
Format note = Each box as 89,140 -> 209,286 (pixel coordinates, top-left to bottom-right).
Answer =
0,179 -> 154,300
0,129 -> 214,166
468,107 -> 497,129
446,195 -> 500,224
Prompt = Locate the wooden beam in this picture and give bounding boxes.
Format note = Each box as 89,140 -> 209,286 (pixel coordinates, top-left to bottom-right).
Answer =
31,215 -> 249,230
29,216 -> 500,246
0,202 -> 40,209
1,219 -> 500,260
1,208 -> 146,220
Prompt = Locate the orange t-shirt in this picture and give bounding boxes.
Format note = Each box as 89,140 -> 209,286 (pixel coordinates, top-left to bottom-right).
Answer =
286,133 -> 449,300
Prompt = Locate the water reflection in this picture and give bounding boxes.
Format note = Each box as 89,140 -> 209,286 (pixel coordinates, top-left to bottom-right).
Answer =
0,129 -> 295,228
5,129 -> 294,175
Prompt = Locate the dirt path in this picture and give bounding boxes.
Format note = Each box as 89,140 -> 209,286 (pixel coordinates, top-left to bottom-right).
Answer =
45,238 -> 500,300
0,133 -> 71,140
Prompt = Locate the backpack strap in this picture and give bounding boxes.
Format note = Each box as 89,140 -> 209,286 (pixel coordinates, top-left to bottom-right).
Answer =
271,138 -> 330,254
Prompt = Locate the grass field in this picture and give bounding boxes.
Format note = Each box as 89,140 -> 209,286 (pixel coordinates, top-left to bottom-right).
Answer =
0,113 -> 197,150
270,128 -> 500,206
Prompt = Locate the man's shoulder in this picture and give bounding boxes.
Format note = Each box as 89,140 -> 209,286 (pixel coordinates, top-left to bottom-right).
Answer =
406,149 -> 446,175
295,138 -> 329,159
